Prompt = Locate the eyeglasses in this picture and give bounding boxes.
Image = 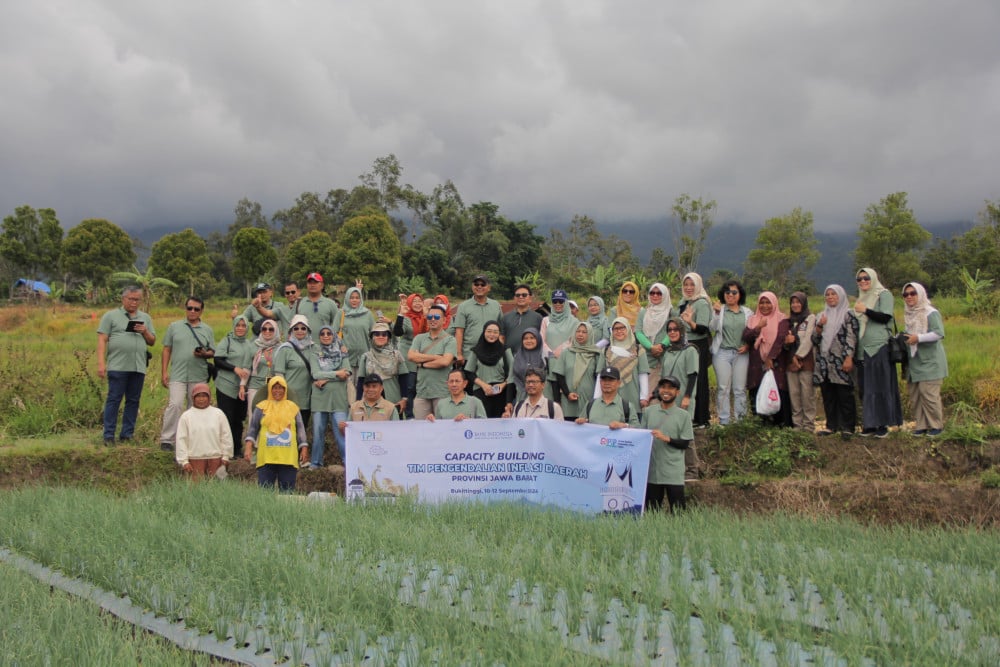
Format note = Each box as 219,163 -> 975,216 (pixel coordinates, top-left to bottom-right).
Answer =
291,326 -> 308,332
514,293 -> 529,298
473,282 -> 487,287
186,306 -> 202,312
372,332 -> 389,337
725,290 -> 739,295
261,327 -> 275,332
666,327 -> 681,332
525,379 -> 542,385
649,290 -> 662,296
621,288 -> 636,294
856,276 -> 871,282
426,314 -> 442,320
902,290 -> 918,297
611,325 -> 627,331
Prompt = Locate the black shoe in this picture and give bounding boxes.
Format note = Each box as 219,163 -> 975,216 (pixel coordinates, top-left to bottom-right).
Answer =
103,439 -> 115,446
160,442 -> 173,452
873,427 -> 889,438
840,431 -> 853,441
817,429 -> 833,436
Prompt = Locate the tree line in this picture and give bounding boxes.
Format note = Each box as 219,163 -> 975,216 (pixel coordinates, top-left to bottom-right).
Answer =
2,155 -> 999,309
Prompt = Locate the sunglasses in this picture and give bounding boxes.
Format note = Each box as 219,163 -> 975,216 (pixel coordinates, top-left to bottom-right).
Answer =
186,306 -> 202,312
473,282 -> 487,287
725,289 -> 739,295
291,326 -> 308,332
621,288 -> 636,294
284,290 -> 297,295
856,276 -> 871,282
372,332 -> 389,337
426,314 -> 442,320
514,293 -> 529,297
649,290 -> 662,296
902,290 -> 918,297
261,327 -> 275,332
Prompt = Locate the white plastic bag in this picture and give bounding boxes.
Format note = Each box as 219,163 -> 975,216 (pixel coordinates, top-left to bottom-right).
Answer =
756,369 -> 781,416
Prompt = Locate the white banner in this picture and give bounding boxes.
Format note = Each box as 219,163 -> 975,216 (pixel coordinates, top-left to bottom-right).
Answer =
344,419 -> 652,514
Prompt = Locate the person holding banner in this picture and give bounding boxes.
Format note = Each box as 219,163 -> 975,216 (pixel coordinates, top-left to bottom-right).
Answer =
428,368 -> 486,421
641,375 -> 694,512
576,366 -> 639,429
341,374 -> 400,429
408,303 -> 458,419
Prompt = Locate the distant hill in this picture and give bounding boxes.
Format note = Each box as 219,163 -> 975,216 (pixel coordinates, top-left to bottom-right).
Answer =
126,217 -> 975,295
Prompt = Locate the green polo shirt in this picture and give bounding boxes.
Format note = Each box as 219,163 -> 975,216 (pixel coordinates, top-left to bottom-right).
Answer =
98,307 -> 155,373
584,395 -> 639,427
641,403 -> 694,485
243,301 -> 292,335
294,296 -> 341,341
411,331 -> 457,400
454,297 -> 503,357
464,349 -> 514,385
434,394 -> 486,420
162,320 -> 215,382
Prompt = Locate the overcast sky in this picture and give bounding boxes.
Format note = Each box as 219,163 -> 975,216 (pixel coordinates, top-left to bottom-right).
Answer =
2,1 -> 998,234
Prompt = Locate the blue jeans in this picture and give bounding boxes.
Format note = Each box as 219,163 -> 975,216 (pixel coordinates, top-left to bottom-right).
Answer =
311,410 -> 348,466
257,464 -> 298,493
713,348 -> 748,425
103,371 -> 146,440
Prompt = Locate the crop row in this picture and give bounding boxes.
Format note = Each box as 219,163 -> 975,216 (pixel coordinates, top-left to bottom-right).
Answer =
0,482 -> 995,664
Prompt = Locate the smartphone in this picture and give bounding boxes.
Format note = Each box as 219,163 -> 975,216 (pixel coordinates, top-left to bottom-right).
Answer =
125,320 -> 140,332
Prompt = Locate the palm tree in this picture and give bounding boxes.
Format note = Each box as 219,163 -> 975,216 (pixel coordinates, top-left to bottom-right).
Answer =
108,265 -> 178,311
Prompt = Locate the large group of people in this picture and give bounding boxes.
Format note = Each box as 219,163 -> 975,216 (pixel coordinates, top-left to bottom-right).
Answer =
97,267 -> 948,510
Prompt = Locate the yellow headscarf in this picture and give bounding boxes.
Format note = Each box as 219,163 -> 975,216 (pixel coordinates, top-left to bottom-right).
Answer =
615,281 -> 643,327
255,376 -> 299,435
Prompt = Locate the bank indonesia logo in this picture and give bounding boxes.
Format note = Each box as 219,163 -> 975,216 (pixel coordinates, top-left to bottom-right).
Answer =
517,428 -> 526,439
464,429 -> 474,439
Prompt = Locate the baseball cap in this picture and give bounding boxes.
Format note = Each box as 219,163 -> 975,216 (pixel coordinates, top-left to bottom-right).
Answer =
598,366 -> 621,380
306,272 -> 323,282
551,289 -> 568,302
362,374 -> 384,385
253,282 -> 271,295
659,375 -> 682,389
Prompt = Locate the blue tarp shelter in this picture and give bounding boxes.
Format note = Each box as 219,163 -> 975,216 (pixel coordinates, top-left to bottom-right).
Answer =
13,279 -> 52,297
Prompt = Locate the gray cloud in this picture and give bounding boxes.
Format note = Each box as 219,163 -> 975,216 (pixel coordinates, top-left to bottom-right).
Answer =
2,0 -> 998,233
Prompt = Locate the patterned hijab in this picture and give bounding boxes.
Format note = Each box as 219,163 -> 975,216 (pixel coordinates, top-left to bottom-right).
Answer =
605,316 -> 640,384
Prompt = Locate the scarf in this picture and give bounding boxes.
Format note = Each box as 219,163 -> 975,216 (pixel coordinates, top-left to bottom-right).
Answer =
471,320 -> 505,366
615,281 -> 642,327
642,282 -> 673,339
788,291 -> 810,328
679,272 -> 711,312
226,315 -> 249,344
251,318 -> 281,378
256,376 -> 299,435
569,322 -> 603,388
513,327 -> 546,394
903,282 -> 936,356
343,287 -> 370,318
747,291 -> 788,361
365,331 -> 404,378
315,326 -> 346,372
820,285 -> 851,355
605,316 -> 640,384
855,266 -> 887,340
543,302 -> 579,353
587,295 -> 609,339
405,293 -> 428,335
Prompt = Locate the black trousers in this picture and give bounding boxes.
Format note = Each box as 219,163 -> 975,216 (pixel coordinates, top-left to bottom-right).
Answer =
645,483 -> 686,512
216,389 -> 247,456
472,386 -> 507,418
819,382 -> 856,433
